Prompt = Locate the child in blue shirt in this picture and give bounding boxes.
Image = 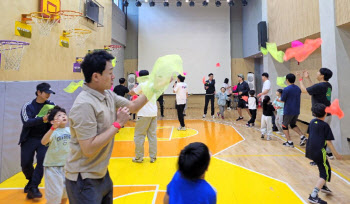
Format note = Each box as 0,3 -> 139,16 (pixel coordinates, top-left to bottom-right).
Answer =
164,142 -> 217,204
216,87 -> 230,119
273,89 -> 285,137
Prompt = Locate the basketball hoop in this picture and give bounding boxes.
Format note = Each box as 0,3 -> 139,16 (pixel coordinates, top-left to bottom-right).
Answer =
58,10 -> 83,32
29,12 -> 60,36
0,40 -> 29,71
67,29 -> 92,48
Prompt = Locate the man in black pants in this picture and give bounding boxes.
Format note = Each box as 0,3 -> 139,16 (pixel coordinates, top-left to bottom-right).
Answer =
157,94 -> 165,117
19,83 -> 55,199
203,73 -> 216,119
232,74 -> 252,121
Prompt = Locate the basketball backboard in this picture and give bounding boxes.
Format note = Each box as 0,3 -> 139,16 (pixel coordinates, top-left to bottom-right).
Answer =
40,0 -> 61,13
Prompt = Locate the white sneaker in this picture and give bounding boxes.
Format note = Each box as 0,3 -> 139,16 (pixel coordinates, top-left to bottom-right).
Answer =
276,131 -> 282,134
266,136 -> 272,141
212,115 -> 215,119
281,134 -> 286,137
132,157 -> 143,163
180,127 -> 187,131
227,107 -> 231,110
203,114 -> 206,118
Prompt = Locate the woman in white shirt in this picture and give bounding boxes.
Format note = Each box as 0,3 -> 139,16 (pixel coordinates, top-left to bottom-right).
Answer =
173,75 -> 188,131
222,78 -> 232,110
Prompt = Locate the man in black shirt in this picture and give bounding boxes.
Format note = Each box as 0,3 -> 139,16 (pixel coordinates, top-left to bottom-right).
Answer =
232,74 -> 251,121
113,78 -> 130,97
19,83 -> 55,199
305,103 -> 341,204
203,73 -> 216,118
298,68 -> 334,159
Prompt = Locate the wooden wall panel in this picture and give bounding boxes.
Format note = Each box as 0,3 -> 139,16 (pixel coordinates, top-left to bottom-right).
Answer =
231,58 -> 255,85
267,0 -> 320,46
0,0 -> 112,81
289,50 -> 322,123
336,0 -> 350,26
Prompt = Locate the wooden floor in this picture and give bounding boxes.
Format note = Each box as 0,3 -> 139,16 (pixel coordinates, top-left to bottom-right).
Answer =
0,107 -> 349,204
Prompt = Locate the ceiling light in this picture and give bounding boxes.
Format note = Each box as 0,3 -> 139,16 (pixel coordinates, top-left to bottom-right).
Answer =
189,0 -> 195,6
215,0 -> 221,7
202,0 -> 208,6
164,1 -> 169,6
149,1 -> 155,6
135,0 -> 142,7
123,0 -> 129,7
228,0 -> 234,6
241,0 -> 247,6
177,0 -> 182,6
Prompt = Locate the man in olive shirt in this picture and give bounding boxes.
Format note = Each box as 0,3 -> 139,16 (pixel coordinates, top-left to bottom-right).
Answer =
66,51 -> 148,204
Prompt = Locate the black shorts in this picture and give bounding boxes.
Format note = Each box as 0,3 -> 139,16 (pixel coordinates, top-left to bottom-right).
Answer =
313,150 -> 331,182
282,115 -> 299,128
237,99 -> 248,109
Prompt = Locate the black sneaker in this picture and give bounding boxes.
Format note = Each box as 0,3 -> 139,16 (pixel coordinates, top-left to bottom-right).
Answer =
246,123 -> 251,127
183,114 -> 186,117
27,187 -> 42,199
300,136 -> 307,146
283,141 -> 294,147
326,152 -> 334,160
236,117 -> 243,121
251,123 -> 255,127
161,115 -> 165,118
321,185 -> 333,194
24,180 -> 31,193
261,134 -> 264,139
273,126 -> 279,132
310,161 -> 317,166
308,194 -> 327,204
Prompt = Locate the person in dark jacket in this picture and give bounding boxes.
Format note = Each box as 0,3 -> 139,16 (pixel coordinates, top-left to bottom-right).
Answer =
203,73 -> 216,118
113,78 -> 130,97
232,74 -> 252,121
19,83 -> 55,199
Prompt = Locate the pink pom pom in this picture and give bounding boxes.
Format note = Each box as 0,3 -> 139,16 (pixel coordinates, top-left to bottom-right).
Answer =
135,71 -> 139,77
183,72 -> 187,76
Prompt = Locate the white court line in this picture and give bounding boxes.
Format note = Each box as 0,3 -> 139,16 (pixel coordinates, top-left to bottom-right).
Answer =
113,190 -> 156,200
152,185 -> 159,204
211,120 -> 307,203
169,127 -> 174,141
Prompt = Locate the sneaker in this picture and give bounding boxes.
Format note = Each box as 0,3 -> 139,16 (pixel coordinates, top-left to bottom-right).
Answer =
246,123 -> 251,127
266,136 -> 272,141
161,115 -> 165,118
310,161 -> 317,166
300,136 -> 307,146
281,134 -> 286,137
276,131 -> 282,134
183,114 -> 186,117
150,157 -> 157,163
326,152 -> 334,160
227,107 -> 231,110
273,127 -> 279,132
27,187 -> 42,199
308,195 -> 327,204
203,114 -> 206,118
212,115 -> 215,119
217,112 -> 220,117
321,185 -> 333,194
283,141 -> 294,147
178,127 -> 186,131
236,117 -> 243,121
251,123 -> 255,127
261,134 -> 264,139
24,180 -> 31,193
132,157 -> 143,163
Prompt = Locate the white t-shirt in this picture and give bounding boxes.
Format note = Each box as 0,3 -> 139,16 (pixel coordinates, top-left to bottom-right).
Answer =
134,83 -> 158,117
248,96 -> 257,109
222,83 -> 231,95
174,82 -> 188,105
261,80 -> 271,99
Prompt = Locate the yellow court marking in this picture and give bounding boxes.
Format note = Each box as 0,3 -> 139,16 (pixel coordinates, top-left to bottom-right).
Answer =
115,127 -> 198,141
108,157 -> 303,203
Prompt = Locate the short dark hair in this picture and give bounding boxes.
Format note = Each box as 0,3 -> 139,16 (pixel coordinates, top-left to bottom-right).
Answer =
221,87 -> 226,91
312,103 -> 326,118
48,106 -> 66,123
249,90 -> 255,96
178,142 -> 210,180
224,78 -> 229,83
319,68 -> 333,81
139,70 -> 149,77
277,89 -> 283,95
81,51 -> 114,83
263,95 -> 271,110
119,78 -> 126,84
208,73 -> 213,77
286,73 -> 296,83
262,72 -> 269,78
178,74 -> 185,82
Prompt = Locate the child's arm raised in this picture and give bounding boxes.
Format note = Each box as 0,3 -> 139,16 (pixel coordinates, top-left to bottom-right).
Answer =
326,141 -> 342,160
41,119 -> 61,145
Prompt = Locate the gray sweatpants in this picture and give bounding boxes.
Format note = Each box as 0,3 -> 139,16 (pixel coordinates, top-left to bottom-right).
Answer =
134,116 -> 157,159
219,105 -> 225,117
